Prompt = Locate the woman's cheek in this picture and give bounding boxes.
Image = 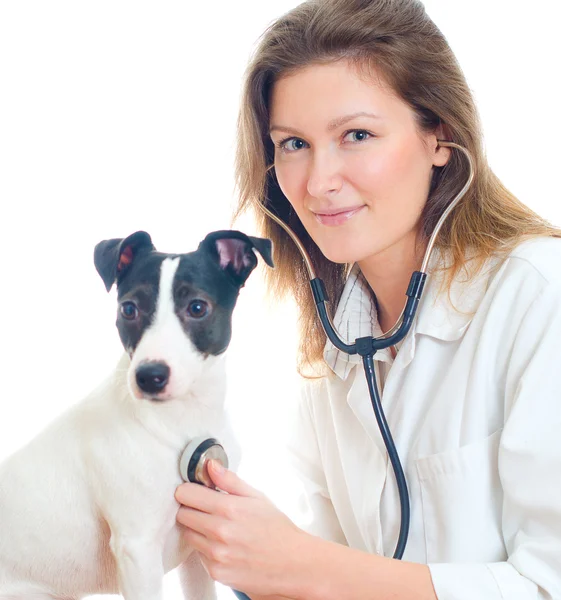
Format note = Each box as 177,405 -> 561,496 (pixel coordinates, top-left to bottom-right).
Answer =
350,142 -> 408,188
353,143 -> 431,214
348,154 -> 386,195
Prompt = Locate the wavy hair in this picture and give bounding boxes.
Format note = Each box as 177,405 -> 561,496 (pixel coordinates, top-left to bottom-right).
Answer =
233,0 -> 559,375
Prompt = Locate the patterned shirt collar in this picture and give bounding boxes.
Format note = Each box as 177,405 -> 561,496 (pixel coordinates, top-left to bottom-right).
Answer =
323,254 -> 495,380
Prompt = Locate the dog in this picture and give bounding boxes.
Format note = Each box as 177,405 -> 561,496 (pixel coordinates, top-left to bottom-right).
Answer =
0,229 -> 273,599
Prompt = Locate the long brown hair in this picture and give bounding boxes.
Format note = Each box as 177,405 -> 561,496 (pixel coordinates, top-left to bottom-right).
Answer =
234,0 -> 559,375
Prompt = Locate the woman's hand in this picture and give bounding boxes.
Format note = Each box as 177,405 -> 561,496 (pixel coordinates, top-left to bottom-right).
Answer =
175,460 -> 311,598
176,462 -> 438,600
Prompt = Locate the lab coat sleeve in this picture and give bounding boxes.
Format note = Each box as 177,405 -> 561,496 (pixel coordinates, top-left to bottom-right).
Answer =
429,281 -> 561,599
285,378 -> 348,545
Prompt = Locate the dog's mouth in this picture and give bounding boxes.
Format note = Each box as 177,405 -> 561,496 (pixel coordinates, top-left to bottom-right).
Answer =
130,384 -> 171,403
144,394 -> 169,403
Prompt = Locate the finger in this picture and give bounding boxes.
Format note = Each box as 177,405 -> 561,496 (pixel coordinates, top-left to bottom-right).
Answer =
181,525 -> 215,559
207,460 -> 263,498
175,481 -> 229,514
177,506 -> 225,540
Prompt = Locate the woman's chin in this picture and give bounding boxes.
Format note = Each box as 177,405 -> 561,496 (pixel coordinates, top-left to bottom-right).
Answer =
309,223 -> 382,265
318,243 -> 367,265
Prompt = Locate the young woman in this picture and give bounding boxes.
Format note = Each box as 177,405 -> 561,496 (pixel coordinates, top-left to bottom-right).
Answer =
175,0 -> 561,598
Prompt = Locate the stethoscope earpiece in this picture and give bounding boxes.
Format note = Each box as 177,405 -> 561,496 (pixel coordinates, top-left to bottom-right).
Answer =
179,436 -> 229,489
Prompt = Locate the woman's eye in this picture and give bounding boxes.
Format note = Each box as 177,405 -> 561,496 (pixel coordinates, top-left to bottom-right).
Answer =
343,130 -> 372,143
120,301 -> 138,320
187,299 -> 209,319
278,137 -> 309,152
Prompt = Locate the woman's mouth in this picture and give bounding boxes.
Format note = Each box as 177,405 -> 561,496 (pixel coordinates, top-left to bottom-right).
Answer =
313,205 -> 366,226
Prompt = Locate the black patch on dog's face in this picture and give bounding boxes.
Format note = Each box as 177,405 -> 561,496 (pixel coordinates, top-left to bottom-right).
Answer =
99,230 -> 273,359
115,252 -> 167,354
172,251 -> 241,356
113,250 -> 241,357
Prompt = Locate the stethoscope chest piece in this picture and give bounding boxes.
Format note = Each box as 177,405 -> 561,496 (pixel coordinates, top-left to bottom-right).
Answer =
179,436 -> 229,489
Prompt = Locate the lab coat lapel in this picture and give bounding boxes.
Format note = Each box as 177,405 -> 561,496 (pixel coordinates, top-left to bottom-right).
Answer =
321,251 -> 498,558
412,255 -> 497,344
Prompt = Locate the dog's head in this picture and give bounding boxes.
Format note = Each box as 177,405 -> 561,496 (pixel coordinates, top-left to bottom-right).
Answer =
94,230 -> 274,402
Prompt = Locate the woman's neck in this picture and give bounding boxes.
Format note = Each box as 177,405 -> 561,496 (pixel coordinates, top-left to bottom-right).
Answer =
358,231 -> 426,334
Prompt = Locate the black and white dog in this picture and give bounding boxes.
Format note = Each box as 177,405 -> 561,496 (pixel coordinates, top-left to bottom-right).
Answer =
0,230 -> 273,600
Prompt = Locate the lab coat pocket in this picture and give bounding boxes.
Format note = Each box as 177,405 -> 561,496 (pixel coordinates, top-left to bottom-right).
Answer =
415,429 -> 506,563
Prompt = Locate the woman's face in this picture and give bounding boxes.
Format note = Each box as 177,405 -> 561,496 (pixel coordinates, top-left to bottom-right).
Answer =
269,61 -> 450,265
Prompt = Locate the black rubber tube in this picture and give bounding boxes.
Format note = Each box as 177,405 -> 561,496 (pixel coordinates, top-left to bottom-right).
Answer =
362,353 -> 410,559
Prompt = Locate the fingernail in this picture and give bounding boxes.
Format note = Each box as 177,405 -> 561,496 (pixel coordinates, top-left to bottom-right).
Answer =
210,459 -> 225,474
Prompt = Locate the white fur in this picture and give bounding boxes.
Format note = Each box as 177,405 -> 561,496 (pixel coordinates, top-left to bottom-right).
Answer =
129,258 -> 206,403
0,258 -> 239,599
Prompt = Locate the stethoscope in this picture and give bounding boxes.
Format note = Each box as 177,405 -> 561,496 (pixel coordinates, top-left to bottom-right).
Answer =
180,141 -> 475,599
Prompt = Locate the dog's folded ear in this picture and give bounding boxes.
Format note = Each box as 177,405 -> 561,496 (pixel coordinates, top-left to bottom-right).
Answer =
94,231 -> 155,292
199,230 -> 274,288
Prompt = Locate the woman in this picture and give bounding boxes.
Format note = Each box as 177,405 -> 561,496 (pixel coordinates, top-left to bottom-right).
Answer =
175,0 -> 561,598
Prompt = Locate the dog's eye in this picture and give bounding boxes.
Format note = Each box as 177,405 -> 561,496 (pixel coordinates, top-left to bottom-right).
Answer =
187,299 -> 209,319
120,301 -> 139,320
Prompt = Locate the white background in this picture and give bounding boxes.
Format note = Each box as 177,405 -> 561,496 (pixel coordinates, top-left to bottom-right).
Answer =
0,1 -> 559,598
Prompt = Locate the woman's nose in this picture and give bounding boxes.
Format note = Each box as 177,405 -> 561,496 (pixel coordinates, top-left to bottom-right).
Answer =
306,149 -> 343,198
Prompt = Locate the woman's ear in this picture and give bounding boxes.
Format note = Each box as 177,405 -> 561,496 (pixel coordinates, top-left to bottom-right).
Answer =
432,121 -> 452,167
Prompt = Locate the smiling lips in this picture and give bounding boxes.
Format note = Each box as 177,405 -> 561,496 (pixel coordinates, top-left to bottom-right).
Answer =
313,205 -> 366,226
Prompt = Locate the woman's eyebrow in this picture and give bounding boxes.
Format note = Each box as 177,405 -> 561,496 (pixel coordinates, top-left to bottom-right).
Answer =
269,124 -> 302,136
269,112 -> 380,136
327,111 -> 380,131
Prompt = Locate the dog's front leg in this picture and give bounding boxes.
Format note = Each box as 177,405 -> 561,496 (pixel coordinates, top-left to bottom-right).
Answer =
177,550 -> 217,600
110,535 -> 165,600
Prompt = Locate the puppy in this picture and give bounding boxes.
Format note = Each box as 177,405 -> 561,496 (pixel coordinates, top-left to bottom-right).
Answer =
0,230 -> 273,600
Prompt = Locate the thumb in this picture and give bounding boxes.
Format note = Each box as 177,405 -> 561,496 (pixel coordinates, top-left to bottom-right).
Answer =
208,459 -> 262,498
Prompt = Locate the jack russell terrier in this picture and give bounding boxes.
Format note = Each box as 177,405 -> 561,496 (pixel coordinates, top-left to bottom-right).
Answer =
0,229 -> 273,600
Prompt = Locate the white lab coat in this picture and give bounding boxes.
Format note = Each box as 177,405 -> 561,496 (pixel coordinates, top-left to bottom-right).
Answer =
287,237 -> 561,599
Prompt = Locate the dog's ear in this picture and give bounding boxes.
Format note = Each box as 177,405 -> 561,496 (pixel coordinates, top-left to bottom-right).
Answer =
94,231 -> 155,292
199,230 -> 274,288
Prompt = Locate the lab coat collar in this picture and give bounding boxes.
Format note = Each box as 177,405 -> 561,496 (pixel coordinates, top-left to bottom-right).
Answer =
323,251 -> 495,380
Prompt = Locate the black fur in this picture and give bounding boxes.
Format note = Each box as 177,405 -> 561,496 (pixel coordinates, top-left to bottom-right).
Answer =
94,230 -> 274,356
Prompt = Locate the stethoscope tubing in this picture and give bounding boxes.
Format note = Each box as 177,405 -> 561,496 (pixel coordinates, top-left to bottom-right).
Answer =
362,353 -> 410,558
228,143 -> 475,596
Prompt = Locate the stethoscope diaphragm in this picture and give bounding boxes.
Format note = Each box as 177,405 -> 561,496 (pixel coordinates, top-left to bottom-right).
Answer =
179,436 -> 229,489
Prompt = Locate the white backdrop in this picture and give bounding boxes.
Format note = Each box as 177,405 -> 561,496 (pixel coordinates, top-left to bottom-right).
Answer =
0,1 -> 559,599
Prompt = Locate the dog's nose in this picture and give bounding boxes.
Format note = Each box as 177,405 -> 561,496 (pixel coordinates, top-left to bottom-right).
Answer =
136,362 -> 170,395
